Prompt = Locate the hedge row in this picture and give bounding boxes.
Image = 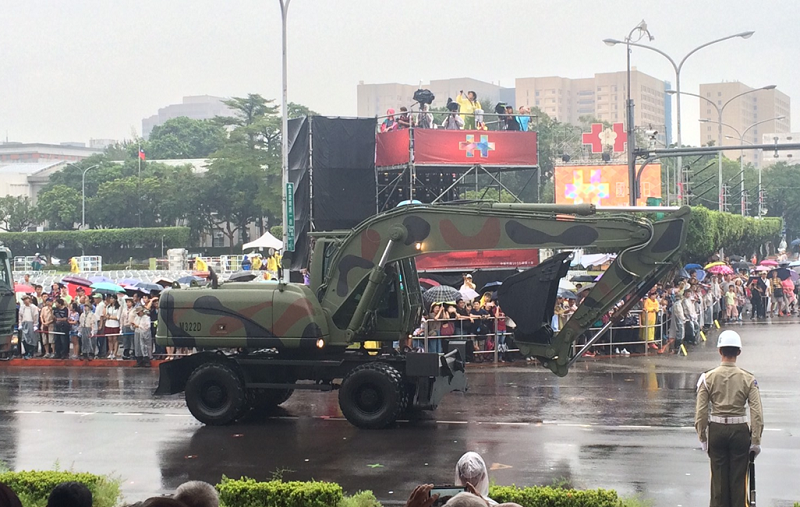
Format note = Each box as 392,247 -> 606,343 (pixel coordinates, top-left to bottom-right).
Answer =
490,484 -> 620,507
683,206 -> 781,261
0,227 -> 190,256
0,470 -> 637,507
217,477 -> 343,507
0,470 -> 121,507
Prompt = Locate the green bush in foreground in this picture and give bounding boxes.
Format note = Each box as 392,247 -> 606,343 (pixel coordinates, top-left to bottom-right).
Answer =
217,476 -> 343,507
0,470 -> 121,507
490,484 -> 619,507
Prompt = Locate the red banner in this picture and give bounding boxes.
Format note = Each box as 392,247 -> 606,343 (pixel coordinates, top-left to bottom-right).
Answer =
416,249 -> 539,272
375,129 -> 410,167
413,129 -> 538,167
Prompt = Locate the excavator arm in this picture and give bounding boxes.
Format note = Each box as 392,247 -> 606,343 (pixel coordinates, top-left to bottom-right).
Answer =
319,203 -> 690,376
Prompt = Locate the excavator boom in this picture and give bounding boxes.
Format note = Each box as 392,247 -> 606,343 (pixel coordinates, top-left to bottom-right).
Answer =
319,203 -> 690,375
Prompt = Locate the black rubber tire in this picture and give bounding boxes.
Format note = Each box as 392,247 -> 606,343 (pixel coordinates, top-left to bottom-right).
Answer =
185,362 -> 246,426
338,362 -> 407,429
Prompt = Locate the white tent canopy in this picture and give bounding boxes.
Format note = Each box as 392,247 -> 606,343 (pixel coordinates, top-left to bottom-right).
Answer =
242,231 -> 283,251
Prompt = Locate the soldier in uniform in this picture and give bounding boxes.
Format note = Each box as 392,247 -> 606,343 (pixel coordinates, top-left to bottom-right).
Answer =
695,329 -> 763,507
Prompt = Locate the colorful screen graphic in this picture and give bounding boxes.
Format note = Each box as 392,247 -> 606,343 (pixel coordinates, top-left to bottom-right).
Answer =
554,164 -> 662,206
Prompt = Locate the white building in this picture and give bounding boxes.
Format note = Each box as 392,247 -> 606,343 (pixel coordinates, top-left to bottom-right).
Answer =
142,95 -> 235,138
0,161 -> 68,203
0,142 -> 101,164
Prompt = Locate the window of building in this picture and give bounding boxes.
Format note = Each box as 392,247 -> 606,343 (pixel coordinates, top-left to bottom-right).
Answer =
718,92 -> 722,97
212,230 -> 225,248
707,92 -> 711,97
535,91 -> 539,96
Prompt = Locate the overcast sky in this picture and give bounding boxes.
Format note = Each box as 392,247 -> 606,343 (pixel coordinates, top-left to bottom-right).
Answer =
2,0 -> 798,146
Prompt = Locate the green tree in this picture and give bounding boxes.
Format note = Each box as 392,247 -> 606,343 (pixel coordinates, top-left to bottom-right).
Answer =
146,117 -> 225,159
461,188 -> 518,203
36,185 -> 81,230
0,196 -> 38,232
762,162 -> 800,238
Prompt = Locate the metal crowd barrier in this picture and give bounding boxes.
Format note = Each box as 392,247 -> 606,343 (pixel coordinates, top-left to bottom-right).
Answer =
415,309 -> 669,363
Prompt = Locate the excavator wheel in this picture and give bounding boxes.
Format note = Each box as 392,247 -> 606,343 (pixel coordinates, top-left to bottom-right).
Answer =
339,362 -> 407,429
184,362 -> 246,425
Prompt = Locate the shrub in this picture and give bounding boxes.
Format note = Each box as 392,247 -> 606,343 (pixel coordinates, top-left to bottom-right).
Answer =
0,469 -> 122,507
217,476 -> 343,507
489,484 -> 619,507
338,490 -> 381,507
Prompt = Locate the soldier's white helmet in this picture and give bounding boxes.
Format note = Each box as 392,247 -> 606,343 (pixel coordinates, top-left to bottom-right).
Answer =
717,330 -> 742,349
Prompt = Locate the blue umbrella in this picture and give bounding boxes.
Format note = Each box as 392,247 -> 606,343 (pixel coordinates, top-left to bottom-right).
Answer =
684,263 -> 703,271
89,275 -> 113,284
118,278 -> 142,286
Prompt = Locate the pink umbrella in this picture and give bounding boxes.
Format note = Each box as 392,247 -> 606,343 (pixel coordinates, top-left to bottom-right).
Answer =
754,265 -> 771,272
760,259 -> 779,266
707,265 -> 734,275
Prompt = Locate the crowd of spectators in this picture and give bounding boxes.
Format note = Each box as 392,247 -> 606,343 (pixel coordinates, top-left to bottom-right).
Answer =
408,255 -> 800,362
379,91 -> 536,133
16,280 -> 160,366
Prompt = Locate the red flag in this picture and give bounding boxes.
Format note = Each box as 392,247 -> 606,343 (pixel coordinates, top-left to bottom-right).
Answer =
138,148 -> 146,160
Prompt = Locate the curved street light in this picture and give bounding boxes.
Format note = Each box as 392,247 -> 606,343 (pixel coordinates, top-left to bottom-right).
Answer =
603,31 -> 755,204
713,116 -> 786,217
670,85 -> 775,212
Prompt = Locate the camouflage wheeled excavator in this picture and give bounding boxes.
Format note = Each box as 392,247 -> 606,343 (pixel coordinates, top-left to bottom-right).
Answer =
154,203 -> 690,429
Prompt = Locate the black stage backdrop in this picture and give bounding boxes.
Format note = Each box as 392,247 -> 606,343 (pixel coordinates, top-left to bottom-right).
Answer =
287,117 -> 311,270
310,117 -> 377,231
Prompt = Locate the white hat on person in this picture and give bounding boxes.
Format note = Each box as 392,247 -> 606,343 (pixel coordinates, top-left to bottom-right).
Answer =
717,330 -> 742,349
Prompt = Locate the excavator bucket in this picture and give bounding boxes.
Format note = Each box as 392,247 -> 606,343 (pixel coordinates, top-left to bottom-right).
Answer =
507,206 -> 690,376
497,252 -> 572,345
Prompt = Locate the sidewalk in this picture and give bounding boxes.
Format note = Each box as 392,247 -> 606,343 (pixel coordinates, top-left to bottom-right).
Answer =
1,357 -> 163,368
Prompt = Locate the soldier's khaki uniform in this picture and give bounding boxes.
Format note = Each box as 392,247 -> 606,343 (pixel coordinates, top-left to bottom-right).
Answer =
695,362 -> 763,507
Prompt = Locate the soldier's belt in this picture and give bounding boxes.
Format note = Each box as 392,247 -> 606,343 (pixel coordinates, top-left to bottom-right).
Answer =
709,415 -> 748,424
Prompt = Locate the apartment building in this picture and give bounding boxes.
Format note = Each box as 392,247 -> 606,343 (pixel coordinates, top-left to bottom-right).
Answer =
698,82 -> 791,167
515,69 -> 671,145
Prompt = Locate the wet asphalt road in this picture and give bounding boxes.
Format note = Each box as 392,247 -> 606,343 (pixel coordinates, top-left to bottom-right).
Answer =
1,321 -> 799,507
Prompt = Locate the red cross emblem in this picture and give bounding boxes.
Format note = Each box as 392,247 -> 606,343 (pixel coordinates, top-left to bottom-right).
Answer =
582,122 -> 628,154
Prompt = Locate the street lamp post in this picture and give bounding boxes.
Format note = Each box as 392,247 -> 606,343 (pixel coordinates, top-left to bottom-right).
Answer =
670,85 -> 775,211
604,31 -> 754,204
65,163 -> 99,231
605,21 -> 653,206
278,0 -> 292,282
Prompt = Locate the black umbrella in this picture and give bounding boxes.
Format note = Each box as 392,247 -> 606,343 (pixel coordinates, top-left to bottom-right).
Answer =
228,271 -> 259,282
478,281 -> 502,295
570,275 -> 596,282
768,268 -> 793,281
422,285 -> 461,308
732,261 -> 752,272
729,255 -> 745,262
791,238 -> 800,247
136,282 -> 164,293
576,282 -> 596,294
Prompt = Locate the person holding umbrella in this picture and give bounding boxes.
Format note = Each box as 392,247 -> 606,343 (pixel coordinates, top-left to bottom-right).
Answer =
695,330 -> 763,507
103,295 -> 122,359
748,273 -> 767,319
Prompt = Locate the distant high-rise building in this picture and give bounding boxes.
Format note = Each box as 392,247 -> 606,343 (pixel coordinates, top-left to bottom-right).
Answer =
698,82 -> 790,167
142,95 -> 235,138
514,68 -> 671,145
357,78 -> 515,119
